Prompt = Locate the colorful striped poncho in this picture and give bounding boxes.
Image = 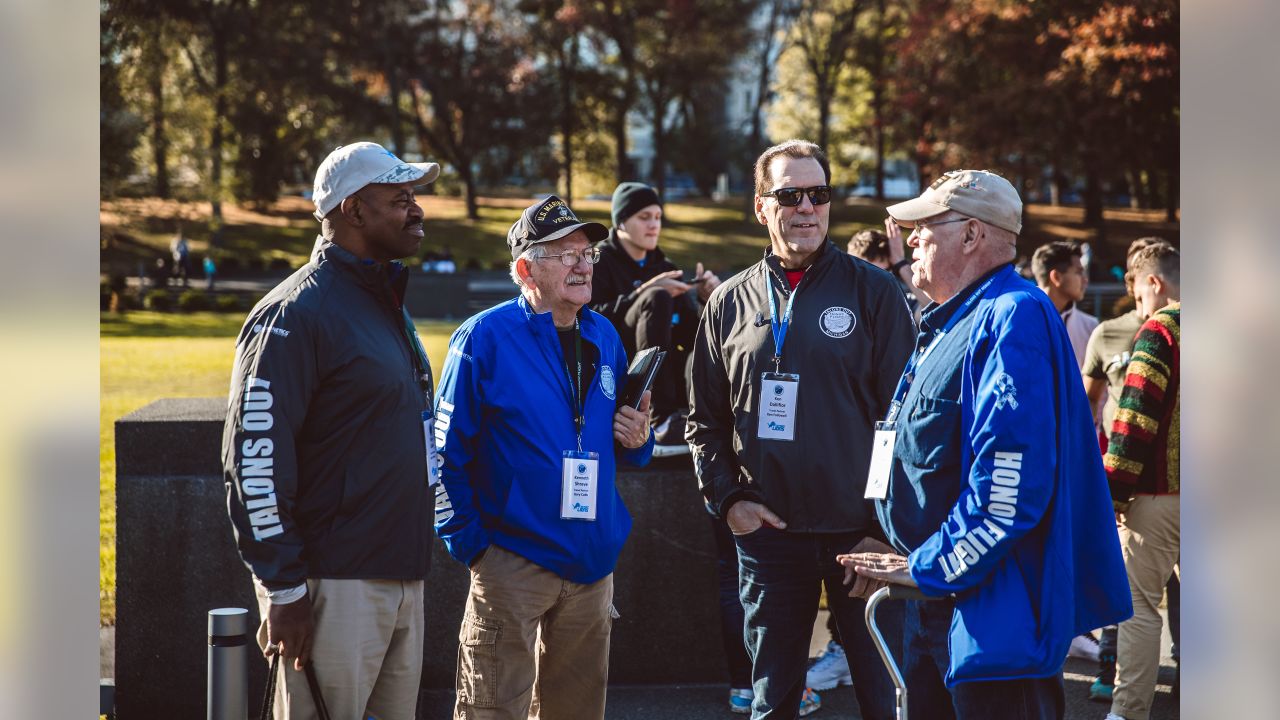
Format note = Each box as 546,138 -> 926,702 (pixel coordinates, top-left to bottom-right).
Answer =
1104,302 -> 1180,502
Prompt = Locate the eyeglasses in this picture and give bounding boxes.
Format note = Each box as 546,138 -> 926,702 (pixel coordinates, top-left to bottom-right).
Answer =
907,217 -> 970,235
535,247 -> 602,267
761,185 -> 833,207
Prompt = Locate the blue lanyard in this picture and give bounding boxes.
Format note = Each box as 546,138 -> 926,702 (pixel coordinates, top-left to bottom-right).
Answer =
766,272 -> 801,372
885,274 -> 998,423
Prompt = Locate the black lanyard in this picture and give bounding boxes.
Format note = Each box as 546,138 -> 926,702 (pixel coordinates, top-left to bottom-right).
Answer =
561,319 -> 586,451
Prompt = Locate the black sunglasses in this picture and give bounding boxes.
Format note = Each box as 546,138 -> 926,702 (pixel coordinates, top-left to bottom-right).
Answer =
761,185 -> 833,207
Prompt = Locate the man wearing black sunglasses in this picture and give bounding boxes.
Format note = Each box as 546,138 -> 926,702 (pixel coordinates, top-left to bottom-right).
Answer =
687,139 -> 916,720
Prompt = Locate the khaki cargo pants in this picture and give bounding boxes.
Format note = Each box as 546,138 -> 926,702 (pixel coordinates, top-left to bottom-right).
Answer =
454,545 -> 616,720
254,578 -> 424,720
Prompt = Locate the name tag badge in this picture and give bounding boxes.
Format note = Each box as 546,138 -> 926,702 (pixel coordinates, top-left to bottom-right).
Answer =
757,372 -> 800,441
423,410 -> 441,487
865,421 -> 896,500
561,451 -> 600,521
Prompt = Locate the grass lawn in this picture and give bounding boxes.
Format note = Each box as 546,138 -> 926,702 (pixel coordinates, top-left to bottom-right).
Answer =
99,311 -> 457,625
101,195 -> 1179,282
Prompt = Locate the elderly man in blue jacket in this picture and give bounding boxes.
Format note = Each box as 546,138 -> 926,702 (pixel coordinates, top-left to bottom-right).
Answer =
433,195 -> 654,720
843,170 -> 1132,719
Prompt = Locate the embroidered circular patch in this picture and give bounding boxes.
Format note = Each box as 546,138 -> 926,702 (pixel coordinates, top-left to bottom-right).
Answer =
819,307 -> 856,338
600,365 -> 617,400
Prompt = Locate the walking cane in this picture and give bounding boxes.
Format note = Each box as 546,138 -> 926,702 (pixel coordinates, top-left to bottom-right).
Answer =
864,584 -> 930,720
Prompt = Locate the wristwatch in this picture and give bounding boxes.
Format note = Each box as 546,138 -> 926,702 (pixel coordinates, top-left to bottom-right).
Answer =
890,259 -> 911,275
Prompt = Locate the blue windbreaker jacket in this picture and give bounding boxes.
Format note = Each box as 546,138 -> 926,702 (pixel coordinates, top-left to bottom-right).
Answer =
886,265 -> 1132,685
432,296 -> 653,584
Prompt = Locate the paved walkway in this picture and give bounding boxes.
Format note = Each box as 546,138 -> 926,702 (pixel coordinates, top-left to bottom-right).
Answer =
419,609 -> 1178,719
101,609 -> 1176,719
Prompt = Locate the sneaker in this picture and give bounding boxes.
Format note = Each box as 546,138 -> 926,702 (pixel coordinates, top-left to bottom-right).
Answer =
1105,714 -> 1128,720
1091,649 -> 1116,702
799,687 -> 821,717
1069,633 -> 1101,662
728,687 -> 753,715
806,641 -> 852,690
1089,679 -> 1114,702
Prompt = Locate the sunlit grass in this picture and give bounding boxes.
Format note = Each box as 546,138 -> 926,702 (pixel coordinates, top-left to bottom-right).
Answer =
103,194 -> 1179,284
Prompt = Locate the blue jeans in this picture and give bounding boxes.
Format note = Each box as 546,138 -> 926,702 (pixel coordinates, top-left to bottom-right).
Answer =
904,598 -> 1065,720
735,526 -> 902,720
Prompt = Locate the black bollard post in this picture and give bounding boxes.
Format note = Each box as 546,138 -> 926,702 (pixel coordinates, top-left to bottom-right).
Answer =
208,608 -> 250,720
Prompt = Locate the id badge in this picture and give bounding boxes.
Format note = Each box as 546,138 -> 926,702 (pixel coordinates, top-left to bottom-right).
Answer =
561,451 -> 600,521
757,372 -> 800,441
423,410 -> 441,487
864,420 -> 896,500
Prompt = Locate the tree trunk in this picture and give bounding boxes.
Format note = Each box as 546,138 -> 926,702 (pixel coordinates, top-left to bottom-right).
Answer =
872,0 -> 885,200
1164,160 -> 1178,223
559,37 -> 578,204
148,48 -> 169,199
743,0 -> 784,218
816,84 -> 831,153
652,118 -> 667,197
913,117 -> 931,193
612,43 -> 635,185
1082,160 -> 1105,239
386,53 -> 406,157
209,30 -> 228,248
1125,169 -> 1142,209
612,107 -> 629,184
459,158 -> 479,220
873,85 -> 885,200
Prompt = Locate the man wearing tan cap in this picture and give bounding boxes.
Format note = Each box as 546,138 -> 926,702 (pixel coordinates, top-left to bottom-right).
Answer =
842,170 -> 1133,718
224,141 -> 441,719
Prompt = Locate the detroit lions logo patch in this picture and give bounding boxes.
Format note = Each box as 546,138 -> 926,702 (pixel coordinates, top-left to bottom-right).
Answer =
994,373 -> 1019,410
600,365 -> 616,400
819,307 -> 856,338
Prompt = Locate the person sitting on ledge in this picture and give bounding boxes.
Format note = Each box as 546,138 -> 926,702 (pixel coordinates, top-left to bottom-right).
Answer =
590,181 -> 720,448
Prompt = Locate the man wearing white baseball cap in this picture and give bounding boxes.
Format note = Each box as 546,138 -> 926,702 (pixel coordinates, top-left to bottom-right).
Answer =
844,170 -> 1132,719
225,141 -> 442,719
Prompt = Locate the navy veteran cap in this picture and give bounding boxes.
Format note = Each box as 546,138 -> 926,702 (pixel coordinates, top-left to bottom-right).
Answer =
507,195 -> 608,259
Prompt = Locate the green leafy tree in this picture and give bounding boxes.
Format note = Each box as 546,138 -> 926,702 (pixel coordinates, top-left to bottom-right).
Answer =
412,0 -> 556,217
100,12 -> 143,196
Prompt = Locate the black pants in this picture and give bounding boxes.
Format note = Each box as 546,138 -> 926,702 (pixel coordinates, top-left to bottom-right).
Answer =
905,598 -> 1065,720
623,286 -> 698,418
735,527 -> 902,720
710,515 -> 754,689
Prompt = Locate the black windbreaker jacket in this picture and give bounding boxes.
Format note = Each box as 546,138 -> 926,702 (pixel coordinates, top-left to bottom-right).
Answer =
589,232 -> 682,329
687,240 -> 916,532
222,238 -> 434,590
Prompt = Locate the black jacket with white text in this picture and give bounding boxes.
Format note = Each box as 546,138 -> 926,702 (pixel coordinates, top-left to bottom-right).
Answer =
222,238 -> 433,591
